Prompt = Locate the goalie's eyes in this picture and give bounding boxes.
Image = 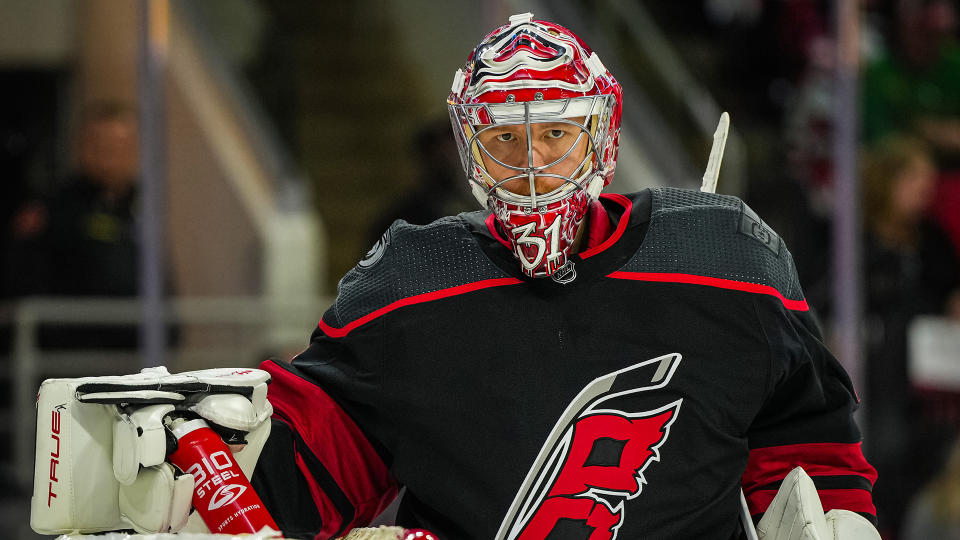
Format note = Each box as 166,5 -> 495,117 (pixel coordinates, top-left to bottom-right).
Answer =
492,128 -> 567,144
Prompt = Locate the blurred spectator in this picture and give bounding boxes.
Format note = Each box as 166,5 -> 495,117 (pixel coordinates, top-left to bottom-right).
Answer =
1,101 -> 147,349
859,0 -> 960,306
364,118 -> 473,248
783,33 -> 836,218
862,136 -> 959,316
860,134 -> 960,537
932,168 -> 960,256
784,0 -> 889,218
862,0 -> 960,167
4,101 -> 140,298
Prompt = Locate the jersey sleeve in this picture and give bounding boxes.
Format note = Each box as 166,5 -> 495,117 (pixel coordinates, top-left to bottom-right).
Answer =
252,327 -> 398,539
742,294 -> 878,523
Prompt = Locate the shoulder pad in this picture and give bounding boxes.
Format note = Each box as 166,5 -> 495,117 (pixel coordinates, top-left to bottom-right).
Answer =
326,216 -> 510,328
619,187 -> 804,303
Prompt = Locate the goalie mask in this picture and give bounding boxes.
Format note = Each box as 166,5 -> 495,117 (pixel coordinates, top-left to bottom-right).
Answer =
448,12 -> 622,280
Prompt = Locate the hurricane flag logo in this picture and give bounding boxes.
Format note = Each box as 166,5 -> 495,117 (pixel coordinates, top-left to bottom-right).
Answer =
497,353 -> 683,540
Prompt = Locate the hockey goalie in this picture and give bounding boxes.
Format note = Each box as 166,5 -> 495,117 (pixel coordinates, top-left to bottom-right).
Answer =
32,11 -> 880,540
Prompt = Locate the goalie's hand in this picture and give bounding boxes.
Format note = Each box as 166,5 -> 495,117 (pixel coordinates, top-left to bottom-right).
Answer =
30,366 -> 272,536
337,526 -> 438,540
756,467 -> 879,540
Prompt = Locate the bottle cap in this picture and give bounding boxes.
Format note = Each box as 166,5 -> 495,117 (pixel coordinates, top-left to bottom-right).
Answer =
171,418 -> 210,439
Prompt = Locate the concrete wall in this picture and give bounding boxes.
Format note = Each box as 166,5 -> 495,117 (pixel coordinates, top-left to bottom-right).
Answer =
0,0 -> 77,67
76,0 -> 138,105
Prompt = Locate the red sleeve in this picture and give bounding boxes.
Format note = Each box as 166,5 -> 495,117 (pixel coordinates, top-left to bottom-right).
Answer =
744,295 -> 878,523
742,441 -> 878,517
261,359 -> 399,539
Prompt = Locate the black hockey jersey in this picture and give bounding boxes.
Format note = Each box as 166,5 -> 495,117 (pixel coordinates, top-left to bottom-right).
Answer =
254,188 -> 876,540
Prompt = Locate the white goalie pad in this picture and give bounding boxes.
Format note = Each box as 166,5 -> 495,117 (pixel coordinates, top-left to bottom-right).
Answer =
56,529 -> 284,540
33,377 -> 122,533
31,366 -> 272,535
55,527 -> 423,540
756,467 -> 880,540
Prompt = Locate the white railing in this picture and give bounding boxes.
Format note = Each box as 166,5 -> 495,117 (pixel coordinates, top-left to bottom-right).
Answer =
604,0 -> 748,195
5,296 -> 331,491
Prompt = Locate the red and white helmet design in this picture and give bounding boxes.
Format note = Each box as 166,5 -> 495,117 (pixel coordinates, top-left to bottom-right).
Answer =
448,13 -> 622,280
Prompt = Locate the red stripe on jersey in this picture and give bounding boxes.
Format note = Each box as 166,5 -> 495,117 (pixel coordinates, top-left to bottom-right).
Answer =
261,360 -> 399,533
289,439 -> 344,538
607,271 -> 810,311
319,277 -> 524,337
579,193 -> 632,259
742,442 -> 877,516
746,488 -> 877,518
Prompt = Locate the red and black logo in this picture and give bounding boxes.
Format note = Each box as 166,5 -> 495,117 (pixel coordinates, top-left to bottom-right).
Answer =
497,354 -> 683,540
47,403 -> 66,507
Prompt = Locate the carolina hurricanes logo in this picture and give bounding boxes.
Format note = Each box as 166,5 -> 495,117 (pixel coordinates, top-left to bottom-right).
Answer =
208,483 -> 247,511
497,353 -> 683,540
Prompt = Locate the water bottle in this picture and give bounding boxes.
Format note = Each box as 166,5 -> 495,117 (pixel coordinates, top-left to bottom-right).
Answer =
168,418 -> 278,535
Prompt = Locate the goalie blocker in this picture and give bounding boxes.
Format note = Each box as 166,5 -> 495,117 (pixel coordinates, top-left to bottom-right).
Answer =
31,367 -> 273,535
31,366 -> 438,540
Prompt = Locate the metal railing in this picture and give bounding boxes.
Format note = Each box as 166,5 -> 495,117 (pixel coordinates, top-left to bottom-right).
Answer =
4,296 -> 331,491
605,0 -> 747,196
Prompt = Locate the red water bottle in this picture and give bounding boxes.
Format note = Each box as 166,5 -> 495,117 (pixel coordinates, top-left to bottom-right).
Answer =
168,418 -> 279,535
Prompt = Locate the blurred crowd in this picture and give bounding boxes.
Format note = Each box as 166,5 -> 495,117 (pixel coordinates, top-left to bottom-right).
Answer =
1,1 -> 959,538
692,1 -> 960,538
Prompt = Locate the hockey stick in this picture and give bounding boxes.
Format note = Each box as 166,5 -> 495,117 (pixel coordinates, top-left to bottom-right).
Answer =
740,489 -> 759,540
698,112 -> 760,540
700,112 -> 730,194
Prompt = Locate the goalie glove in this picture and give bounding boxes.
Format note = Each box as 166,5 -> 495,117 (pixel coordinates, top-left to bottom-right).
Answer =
336,527 -> 438,540
30,366 -> 272,536
756,467 -> 880,540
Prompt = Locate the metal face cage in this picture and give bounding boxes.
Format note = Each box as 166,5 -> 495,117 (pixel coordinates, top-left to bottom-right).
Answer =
449,94 -> 616,210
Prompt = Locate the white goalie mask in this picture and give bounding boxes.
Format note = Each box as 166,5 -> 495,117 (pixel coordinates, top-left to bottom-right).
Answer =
447,13 -> 622,280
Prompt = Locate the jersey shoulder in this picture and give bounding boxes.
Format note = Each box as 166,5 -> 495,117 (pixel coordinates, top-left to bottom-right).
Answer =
619,187 -> 804,303
326,214 -> 508,329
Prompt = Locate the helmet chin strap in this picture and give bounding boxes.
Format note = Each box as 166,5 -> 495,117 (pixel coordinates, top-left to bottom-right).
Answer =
586,174 -> 604,198
472,181 -> 490,207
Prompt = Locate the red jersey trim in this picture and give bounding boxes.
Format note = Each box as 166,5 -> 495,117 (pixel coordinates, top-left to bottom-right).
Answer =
579,193 -> 632,259
260,360 -> 399,532
291,443 -> 343,539
319,277 -> 524,338
742,442 -> 877,516
485,213 -> 511,249
607,271 -> 810,311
